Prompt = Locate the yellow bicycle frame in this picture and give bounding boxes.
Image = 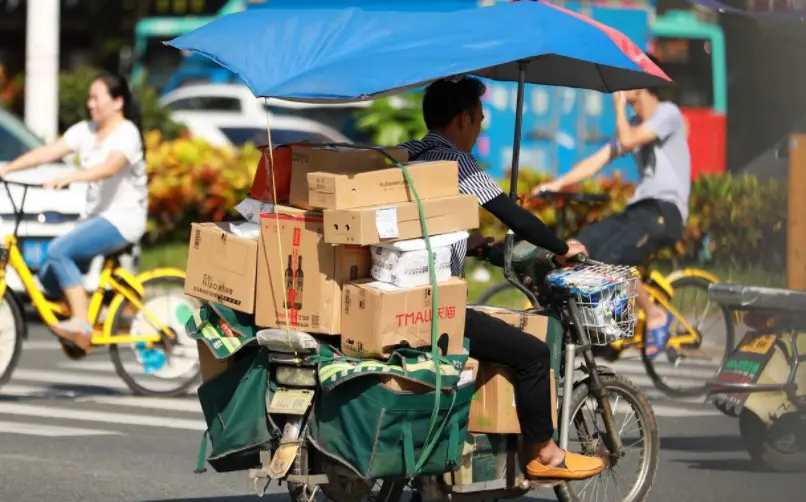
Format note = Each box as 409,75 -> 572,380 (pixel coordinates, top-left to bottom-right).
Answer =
0,234 -> 182,346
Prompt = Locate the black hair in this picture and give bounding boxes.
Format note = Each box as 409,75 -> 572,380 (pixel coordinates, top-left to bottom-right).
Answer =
95,72 -> 146,160
644,54 -> 674,101
422,76 -> 486,130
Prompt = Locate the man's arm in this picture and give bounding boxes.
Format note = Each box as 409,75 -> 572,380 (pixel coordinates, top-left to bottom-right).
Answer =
535,144 -> 614,193
482,194 -> 569,255
614,93 -> 683,151
614,99 -> 658,151
456,153 -> 569,256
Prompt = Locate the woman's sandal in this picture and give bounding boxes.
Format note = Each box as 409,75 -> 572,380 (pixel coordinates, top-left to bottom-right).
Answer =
50,318 -> 93,355
643,314 -> 672,361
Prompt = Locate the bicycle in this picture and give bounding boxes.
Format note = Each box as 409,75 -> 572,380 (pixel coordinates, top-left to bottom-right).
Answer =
474,190 -> 733,398
0,178 -> 201,396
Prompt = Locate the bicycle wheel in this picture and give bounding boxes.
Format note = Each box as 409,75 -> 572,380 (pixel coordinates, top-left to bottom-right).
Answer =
642,275 -> 734,398
0,290 -> 24,387
108,275 -> 202,397
555,375 -> 660,502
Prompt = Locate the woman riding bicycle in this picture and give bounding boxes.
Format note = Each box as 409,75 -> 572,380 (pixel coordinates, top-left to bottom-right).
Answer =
534,81 -> 690,359
0,72 -> 147,354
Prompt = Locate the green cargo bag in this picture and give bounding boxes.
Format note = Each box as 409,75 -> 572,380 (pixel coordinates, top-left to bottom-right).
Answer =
186,302 -> 281,473
308,344 -> 475,480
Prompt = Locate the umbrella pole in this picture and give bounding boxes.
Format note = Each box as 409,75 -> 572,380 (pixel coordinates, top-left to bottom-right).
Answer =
503,61 -> 539,307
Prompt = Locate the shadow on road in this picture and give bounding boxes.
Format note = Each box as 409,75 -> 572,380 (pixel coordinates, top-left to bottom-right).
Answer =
660,435 -> 744,453
142,495 -> 288,502
674,457 -> 769,473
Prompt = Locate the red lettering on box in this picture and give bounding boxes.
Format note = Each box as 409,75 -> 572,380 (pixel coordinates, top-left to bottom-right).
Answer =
396,306 -> 456,326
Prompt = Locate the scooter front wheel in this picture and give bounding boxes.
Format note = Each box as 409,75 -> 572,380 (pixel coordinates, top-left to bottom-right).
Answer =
740,408 -> 806,472
554,375 -> 660,502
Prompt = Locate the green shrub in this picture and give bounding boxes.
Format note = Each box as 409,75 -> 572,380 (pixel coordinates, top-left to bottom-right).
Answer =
478,169 -> 787,271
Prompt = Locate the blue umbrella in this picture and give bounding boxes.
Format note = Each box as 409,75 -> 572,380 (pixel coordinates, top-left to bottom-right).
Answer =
166,0 -> 670,301
165,1 -> 670,101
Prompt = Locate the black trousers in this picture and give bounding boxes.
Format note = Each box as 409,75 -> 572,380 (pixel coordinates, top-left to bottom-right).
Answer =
464,308 -> 554,444
575,198 -> 683,266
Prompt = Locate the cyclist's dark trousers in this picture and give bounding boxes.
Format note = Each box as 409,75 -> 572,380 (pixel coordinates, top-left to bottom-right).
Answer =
465,308 -> 554,444
575,199 -> 684,266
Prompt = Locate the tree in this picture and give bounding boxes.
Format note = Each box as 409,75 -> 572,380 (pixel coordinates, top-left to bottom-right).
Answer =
353,92 -> 427,146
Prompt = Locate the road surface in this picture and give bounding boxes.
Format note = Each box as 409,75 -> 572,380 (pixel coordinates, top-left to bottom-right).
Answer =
0,326 -> 802,501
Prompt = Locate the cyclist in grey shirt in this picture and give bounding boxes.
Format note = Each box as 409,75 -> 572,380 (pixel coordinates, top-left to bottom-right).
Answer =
535,86 -> 691,360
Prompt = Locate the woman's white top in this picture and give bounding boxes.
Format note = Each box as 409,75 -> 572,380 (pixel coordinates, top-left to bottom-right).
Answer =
62,119 -> 148,243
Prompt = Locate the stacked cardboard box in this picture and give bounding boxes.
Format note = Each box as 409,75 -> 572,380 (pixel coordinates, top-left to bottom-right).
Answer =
306,152 -> 478,358
184,143 -> 554,431
184,144 -> 477,349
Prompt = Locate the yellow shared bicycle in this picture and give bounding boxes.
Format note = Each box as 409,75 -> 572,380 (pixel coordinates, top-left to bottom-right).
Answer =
475,190 -> 733,398
0,178 -> 202,396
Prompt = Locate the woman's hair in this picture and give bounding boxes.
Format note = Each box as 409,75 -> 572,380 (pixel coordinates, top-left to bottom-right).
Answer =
95,72 -> 146,160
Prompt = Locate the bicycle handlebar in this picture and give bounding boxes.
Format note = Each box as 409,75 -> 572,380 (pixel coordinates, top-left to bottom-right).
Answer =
532,189 -> 610,205
0,176 -> 68,190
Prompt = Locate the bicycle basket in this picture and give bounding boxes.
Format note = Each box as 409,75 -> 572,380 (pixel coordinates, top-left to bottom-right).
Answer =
546,263 -> 639,345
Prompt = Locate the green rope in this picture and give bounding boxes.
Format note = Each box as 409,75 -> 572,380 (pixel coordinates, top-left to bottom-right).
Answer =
393,159 -> 443,474
318,143 -> 454,475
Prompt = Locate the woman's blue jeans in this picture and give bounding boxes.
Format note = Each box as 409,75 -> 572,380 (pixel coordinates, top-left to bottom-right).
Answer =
38,217 -> 129,298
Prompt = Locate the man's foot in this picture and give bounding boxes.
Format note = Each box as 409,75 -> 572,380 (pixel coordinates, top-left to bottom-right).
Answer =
50,318 -> 93,355
643,311 -> 672,360
526,450 -> 605,480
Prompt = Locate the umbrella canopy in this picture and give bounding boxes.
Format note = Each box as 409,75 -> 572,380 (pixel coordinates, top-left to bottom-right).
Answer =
166,0 -> 670,102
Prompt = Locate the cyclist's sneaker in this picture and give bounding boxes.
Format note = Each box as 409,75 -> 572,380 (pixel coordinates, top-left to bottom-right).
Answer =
134,342 -> 167,375
644,314 -> 672,360
50,318 -> 93,354
526,450 -> 605,480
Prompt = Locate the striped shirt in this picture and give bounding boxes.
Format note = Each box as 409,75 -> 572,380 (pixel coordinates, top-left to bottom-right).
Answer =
400,132 -> 504,277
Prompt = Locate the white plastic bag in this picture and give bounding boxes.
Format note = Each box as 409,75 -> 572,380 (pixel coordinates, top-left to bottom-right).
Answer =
234,198 -> 275,224
370,231 -> 468,288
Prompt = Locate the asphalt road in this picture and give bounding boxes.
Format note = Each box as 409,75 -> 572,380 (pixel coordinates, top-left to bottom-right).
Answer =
0,325 -> 803,502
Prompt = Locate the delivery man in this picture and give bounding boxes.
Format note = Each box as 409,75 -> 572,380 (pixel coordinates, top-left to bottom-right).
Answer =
399,76 -> 604,481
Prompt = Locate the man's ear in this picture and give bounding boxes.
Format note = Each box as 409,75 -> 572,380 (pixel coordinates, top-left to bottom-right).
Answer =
457,110 -> 472,130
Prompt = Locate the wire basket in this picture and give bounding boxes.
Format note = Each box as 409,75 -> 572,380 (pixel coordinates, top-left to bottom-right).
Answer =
546,263 -> 640,345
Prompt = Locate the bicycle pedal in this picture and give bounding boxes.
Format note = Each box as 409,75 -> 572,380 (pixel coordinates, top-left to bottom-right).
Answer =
665,347 -> 680,365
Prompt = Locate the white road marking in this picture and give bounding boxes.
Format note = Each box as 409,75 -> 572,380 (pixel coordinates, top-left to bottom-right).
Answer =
0,402 -> 206,431
0,420 -> 123,437
76,395 -> 202,413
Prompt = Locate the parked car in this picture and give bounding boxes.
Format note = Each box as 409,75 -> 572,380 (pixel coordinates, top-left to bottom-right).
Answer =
160,83 -> 378,143
170,111 -> 352,149
0,108 -> 138,299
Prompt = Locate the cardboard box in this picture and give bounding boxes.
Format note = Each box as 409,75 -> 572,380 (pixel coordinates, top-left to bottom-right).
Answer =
307,160 -> 459,210
198,341 -> 230,382
323,194 -> 479,245
468,360 -> 557,434
184,222 -> 259,313
341,277 -> 467,358
468,305 -> 550,342
255,206 -> 371,333
288,145 -> 409,209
